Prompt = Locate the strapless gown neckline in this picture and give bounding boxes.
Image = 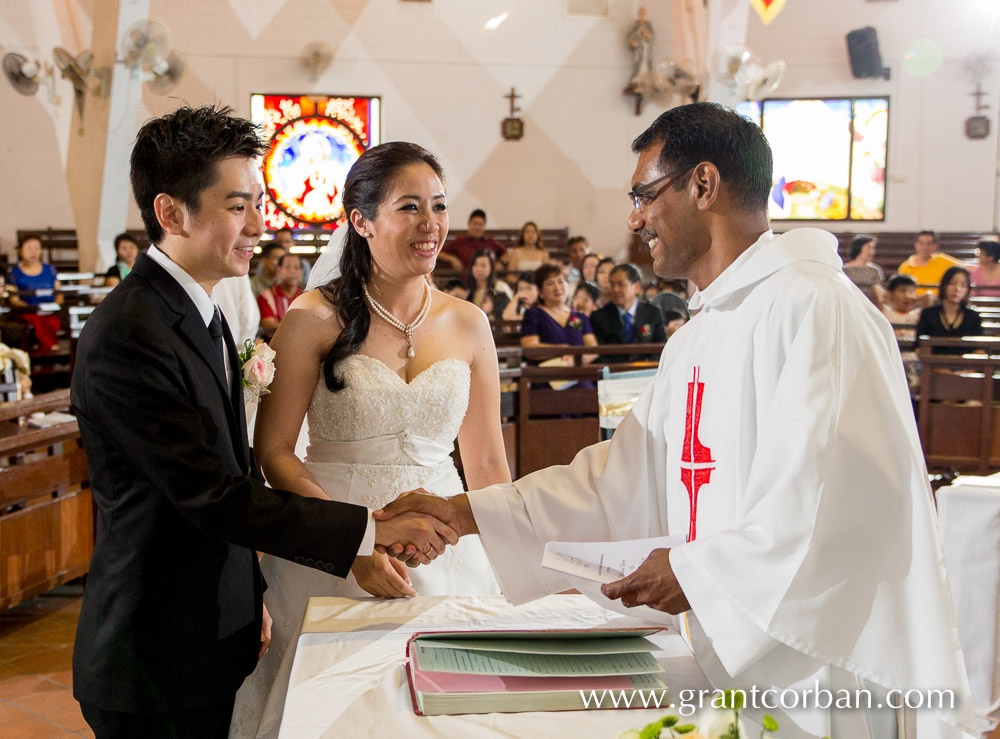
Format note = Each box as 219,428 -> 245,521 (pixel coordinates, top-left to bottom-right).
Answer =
230,352 -> 499,739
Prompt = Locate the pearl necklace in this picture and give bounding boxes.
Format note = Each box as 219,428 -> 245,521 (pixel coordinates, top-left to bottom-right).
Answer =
362,279 -> 432,358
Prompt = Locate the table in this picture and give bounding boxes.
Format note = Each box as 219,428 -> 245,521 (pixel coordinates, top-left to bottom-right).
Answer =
937,478 -> 1000,726
278,594 -> 712,739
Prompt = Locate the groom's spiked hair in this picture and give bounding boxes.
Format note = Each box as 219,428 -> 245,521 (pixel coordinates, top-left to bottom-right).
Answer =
130,105 -> 266,244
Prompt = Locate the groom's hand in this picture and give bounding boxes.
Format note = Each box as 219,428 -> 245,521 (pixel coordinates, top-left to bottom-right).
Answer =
375,491 -> 478,565
373,511 -> 458,566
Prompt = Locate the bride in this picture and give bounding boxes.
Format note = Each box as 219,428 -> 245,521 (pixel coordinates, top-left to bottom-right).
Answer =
230,142 -> 511,738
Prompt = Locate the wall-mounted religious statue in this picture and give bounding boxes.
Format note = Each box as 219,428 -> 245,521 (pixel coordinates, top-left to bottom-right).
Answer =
624,7 -> 654,115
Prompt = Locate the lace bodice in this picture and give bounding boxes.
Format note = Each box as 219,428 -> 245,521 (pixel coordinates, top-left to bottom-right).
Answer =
307,355 -> 471,454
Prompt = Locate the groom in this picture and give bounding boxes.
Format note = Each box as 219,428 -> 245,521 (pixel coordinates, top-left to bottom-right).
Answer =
70,105 -> 455,738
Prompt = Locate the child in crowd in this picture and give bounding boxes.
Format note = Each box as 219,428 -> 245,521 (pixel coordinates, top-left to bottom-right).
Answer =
662,310 -> 688,338
571,281 -> 600,318
444,279 -> 470,300
882,274 -> 921,337
882,273 -> 921,390
501,271 -> 539,320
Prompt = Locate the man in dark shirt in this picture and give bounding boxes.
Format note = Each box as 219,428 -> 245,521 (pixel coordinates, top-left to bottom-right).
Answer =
591,263 -> 667,360
439,209 -> 506,272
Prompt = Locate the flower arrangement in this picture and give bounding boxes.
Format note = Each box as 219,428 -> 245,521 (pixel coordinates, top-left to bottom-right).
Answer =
568,315 -> 584,330
0,342 -> 32,399
238,340 -> 276,408
639,324 -> 652,340
615,691 -> 781,739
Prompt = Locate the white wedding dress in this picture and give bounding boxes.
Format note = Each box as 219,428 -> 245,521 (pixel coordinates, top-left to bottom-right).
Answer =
229,354 -> 499,739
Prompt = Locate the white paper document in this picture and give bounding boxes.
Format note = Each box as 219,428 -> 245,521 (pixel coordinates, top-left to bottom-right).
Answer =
27,411 -> 76,428
541,536 -> 687,584
413,642 -> 664,677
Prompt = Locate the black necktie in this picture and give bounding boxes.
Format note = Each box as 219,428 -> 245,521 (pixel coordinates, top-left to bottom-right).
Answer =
208,307 -> 226,378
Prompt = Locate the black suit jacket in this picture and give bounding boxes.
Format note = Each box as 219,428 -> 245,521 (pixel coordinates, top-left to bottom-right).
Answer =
71,254 -> 368,713
590,301 -> 667,361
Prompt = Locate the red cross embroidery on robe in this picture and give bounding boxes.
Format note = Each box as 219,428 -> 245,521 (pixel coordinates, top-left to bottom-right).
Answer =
680,366 -> 714,542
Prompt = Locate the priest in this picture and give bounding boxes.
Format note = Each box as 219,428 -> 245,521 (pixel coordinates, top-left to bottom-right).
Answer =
378,103 -> 972,738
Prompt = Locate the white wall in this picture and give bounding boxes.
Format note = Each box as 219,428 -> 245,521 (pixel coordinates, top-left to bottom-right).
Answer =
1,0 -> 998,265
746,0 -> 1000,234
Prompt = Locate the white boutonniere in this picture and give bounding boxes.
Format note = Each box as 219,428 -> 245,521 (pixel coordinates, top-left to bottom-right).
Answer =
239,340 -> 276,409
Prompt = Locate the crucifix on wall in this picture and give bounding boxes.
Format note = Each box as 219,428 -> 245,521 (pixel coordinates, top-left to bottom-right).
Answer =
501,87 -> 523,140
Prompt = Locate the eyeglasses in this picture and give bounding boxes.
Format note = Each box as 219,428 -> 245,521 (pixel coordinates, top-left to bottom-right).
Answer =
627,165 -> 694,210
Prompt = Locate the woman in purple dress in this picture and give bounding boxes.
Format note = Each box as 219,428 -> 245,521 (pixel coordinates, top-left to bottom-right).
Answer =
520,264 -> 597,350
520,265 -> 597,393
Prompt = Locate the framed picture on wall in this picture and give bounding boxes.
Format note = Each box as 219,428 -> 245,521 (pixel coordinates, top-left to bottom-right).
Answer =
250,93 -> 382,231
737,97 -> 889,221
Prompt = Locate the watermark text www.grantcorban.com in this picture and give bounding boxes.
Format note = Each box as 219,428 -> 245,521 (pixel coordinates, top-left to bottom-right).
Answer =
578,684 -> 956,715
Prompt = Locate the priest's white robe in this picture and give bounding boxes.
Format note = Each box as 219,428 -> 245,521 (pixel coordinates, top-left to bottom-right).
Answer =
470,229 -> 973,738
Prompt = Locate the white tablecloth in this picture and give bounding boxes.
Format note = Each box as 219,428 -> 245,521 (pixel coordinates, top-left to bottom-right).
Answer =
277,594 -> 712,739
937,478 -> 1000,725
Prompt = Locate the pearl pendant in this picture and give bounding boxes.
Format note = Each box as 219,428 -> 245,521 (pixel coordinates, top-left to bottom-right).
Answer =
407,346 -> 416,358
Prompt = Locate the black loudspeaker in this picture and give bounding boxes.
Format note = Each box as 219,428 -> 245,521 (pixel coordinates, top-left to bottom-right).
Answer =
846,27 -> 890,80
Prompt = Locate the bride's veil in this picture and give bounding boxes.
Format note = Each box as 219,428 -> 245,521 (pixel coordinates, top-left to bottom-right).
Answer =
283,225 -> 351,459
306,225 -> 349,290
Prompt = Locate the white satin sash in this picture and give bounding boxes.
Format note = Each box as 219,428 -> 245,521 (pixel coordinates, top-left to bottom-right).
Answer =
306,430 -> 454,468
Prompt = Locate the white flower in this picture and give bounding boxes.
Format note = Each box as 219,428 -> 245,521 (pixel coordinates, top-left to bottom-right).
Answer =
239,341 -> 277,418
240,342 -> 276,394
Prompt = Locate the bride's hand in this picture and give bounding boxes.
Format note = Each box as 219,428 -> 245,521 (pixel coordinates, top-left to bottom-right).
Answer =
351,553 -> 418,598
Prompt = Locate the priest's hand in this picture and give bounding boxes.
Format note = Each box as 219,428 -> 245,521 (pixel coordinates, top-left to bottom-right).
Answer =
373,511 -> 458,566
374,491 -> 478,566
600,549 -> 691,614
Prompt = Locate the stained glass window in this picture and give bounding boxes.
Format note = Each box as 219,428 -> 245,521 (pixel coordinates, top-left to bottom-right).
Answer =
736,97 -> 889,221
250,94 -> 381,231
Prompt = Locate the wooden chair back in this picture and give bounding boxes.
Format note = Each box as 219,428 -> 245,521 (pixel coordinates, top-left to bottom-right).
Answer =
917,338 -> 1000,473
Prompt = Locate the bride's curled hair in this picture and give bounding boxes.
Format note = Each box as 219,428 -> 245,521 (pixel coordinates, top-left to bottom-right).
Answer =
319,142 -> 445,391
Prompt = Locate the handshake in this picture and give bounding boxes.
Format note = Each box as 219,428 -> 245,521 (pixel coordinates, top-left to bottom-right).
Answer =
371,490 -> 477,567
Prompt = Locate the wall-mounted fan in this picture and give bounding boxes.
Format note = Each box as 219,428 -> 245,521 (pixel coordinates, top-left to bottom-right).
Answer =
711,44 -> 785,101
746,60 -> 786,101
653,59 -> 701,102
121,19 -> 184,94
3,52 -> 43,96
122,20 -> 171,73
148,51 -> 184,94
53,47 -> 92,122
300,42 -> 333,82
